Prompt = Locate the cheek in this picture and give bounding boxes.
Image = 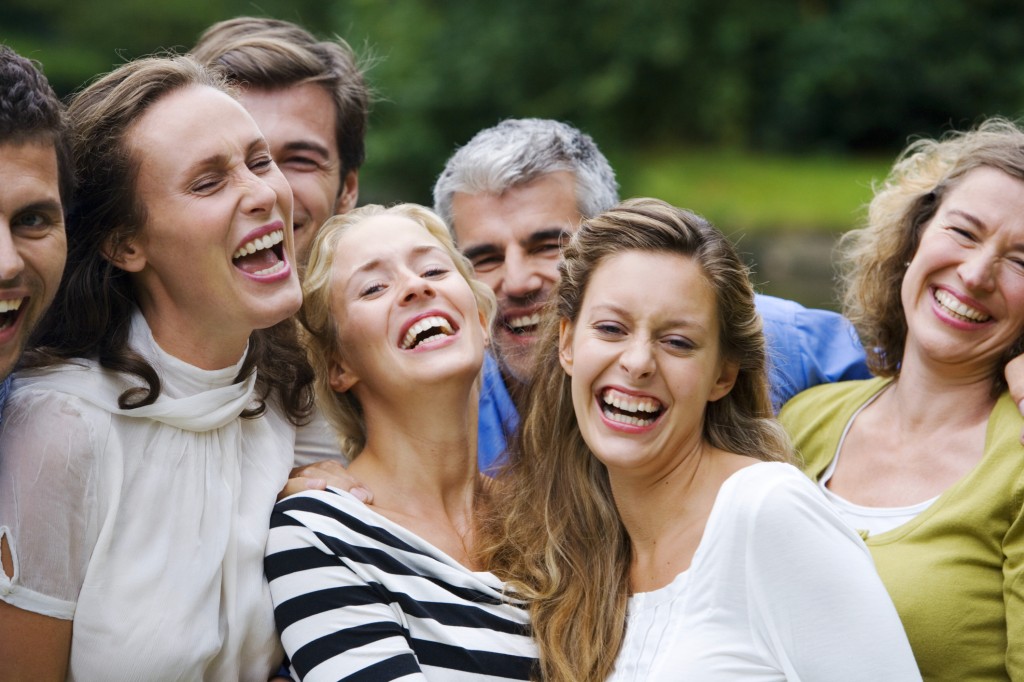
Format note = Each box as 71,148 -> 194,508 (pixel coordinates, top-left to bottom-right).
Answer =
539,260 -> 561,284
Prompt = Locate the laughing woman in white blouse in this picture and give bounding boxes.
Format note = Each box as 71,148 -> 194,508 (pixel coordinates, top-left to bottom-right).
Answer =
479,199 -> 921,681
0,56 -> 313,680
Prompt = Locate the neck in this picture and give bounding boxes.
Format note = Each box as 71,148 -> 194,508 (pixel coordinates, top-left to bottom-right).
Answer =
609,436 -> 710,549
351,378 -> 479,511
144,311 -> 250,370
888,351 -> 998,431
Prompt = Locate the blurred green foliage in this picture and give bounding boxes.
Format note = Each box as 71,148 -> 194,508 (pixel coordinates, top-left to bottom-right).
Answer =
4,0 -> 1023,227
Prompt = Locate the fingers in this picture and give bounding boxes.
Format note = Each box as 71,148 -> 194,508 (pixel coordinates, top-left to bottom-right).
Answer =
279,459 -> 374,503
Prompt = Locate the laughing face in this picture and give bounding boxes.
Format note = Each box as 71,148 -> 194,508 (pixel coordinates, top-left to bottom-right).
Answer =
0,141 -> 67,380
450,171 -> 581,383
559,250 -> 738,476
238,83 -> 358,266
120,85 -> 301,369
901,166 -> 1024,380
326,214 -> 487,402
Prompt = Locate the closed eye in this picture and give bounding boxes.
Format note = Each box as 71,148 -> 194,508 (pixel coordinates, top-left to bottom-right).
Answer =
663,336 -> 695,351
360,282 -> 387,297
248,155 -> 274,174
593,322 -> 625,337
948,226 -> 978,242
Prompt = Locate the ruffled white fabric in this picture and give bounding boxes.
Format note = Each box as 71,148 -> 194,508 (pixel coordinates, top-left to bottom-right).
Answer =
0,309 -> 294,681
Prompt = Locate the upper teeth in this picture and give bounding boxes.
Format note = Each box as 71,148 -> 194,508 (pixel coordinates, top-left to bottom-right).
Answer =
0,298 -> 23,314
401,315 -> 454,349
934,289 -> 990,322
233,230 -> 284,260
507,313 -> 540,329
602,388 -> 662,414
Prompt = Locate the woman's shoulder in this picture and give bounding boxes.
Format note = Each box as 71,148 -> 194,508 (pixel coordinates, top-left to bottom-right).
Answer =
706,463 -> 866,569
715,462 -> 850,536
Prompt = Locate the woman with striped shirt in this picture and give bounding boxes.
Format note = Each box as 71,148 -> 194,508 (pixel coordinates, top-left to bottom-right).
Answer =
264,204 -> 537,681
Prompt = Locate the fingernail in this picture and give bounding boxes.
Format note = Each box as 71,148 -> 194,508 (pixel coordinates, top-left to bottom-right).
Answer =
351,487 -> 370,503
305,478 -> 326,490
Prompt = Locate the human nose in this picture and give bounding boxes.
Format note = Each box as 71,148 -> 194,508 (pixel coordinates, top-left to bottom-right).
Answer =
501,248 -> 542,298
398,270 -> 436,304
240,173 -> 279,216
958,249 -> 997,293
619,335 -> 655,380
0,225 -> 25,282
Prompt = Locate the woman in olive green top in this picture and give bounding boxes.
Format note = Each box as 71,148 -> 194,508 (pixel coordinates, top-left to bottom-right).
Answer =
780,118 -> 1024,681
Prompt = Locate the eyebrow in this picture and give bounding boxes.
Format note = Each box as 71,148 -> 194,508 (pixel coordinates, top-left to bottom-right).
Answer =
185,137 -> 266,175
947,208 -> 1024,250
946,209 -> 984,230
17,199 -> 63,216
352,244 -> 448,277
591,303 -> 708,332
461,227 -> 569,261
280,140 -> 332,160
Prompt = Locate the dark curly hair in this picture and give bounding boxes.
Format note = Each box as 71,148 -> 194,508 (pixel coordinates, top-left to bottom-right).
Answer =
0,44 -> 74,208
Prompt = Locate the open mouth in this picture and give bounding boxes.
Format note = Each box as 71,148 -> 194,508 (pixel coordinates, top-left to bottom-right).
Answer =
400,315 -> 458,350
0,298 -> 24,331
232,229 -> 286,276
502,312 -> 541,336
600,387 -> 665,427
934,288 -> 990,323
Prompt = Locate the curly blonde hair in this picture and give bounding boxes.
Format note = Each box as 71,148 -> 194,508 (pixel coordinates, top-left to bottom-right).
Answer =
299,203 -> 496,457
478,198 -> 792,681
841,117 -> 1024,386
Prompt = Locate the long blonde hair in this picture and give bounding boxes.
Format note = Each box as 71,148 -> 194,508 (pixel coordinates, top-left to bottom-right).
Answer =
478,198 -> 791,681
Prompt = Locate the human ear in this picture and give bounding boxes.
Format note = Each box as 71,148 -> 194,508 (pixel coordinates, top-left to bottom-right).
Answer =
101,229 -> 146,273
328,354 -> 359,393
558,318 -> 574,376
334,170 -> 359,214
708,357 -> 740,402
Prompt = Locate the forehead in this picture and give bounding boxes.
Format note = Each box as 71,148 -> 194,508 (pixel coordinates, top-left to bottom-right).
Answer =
334,215 -> 448,270
237,83 -> 338,155
584,250 -> 718,322
450,170 -> 581,246
940,166 -> 1024,216
128,85 -> 261,161
0,141 -> 60,204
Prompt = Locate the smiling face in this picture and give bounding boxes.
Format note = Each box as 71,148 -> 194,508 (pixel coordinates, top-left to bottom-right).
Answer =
559,250 -> 738,475
239,83 -> 358,266
450,170 -> 582,383
326,215 -> 487,403
901,166 -> 1024,380
120,85 -> 301,368
0,141 -> 67,379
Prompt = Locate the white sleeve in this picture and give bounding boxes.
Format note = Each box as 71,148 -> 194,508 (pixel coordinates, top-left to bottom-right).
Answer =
744,468 -> 922,681
0,387 -> 104,619
292,406 -> 350,468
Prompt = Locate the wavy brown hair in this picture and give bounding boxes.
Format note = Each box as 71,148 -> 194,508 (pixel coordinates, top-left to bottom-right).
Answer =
840,117 -> 1024,389
478,198 -> 792,681
24,54 -> 313,423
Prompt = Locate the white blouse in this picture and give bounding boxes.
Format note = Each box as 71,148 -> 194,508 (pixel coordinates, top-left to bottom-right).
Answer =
608,462 -> 921,682
0,310 -> 294,681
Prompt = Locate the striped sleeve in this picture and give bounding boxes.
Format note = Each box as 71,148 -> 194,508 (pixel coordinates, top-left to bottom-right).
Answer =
265,490 -> 536,682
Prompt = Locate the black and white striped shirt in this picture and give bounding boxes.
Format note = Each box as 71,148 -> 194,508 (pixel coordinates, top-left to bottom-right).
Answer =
266,488 -> 537,681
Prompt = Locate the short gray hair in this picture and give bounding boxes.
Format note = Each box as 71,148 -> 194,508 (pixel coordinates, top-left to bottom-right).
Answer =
433,118 -> 619,232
